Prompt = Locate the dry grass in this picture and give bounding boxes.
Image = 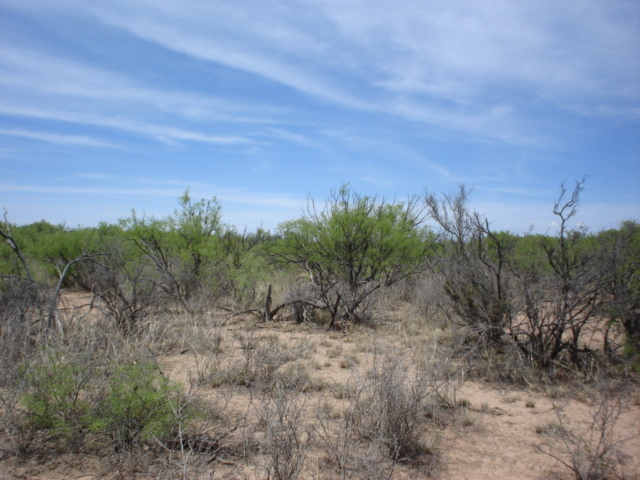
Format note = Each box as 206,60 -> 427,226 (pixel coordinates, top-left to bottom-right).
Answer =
0,289 -> 638,480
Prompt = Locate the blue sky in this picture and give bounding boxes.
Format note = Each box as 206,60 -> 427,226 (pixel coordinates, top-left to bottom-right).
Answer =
1,0 -> 638,233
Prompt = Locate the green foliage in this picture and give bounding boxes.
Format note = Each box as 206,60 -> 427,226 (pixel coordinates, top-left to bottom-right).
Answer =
20,353 -> 192,451
511,233 -> 550,274
274,185 -> 433,323
3,184 -> 639,376
22,355 -> 95,446
0,219 -> 124,288
221,228 -> 274,308
0,220 -> 65,281
598,220 -> 640,353
122,189 -> 226,311
90,362 -> 191,448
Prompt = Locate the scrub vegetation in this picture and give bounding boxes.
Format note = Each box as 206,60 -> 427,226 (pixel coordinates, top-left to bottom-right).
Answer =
0,182 -> 638,479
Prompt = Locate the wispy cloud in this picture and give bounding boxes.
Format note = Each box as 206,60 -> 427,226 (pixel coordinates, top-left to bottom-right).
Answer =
2,181 -> 303,213
77,173 -> 114,180
74,0 -> 638,145
259,127 -> 319,148
0,105 -> 251,146
0,0 -> 637,232
0,46 -> 276,123
162,179 -> 305,210
88,5 -> 374,112
0,128 -> 115,147
361,176 -> 395,189
313,1 -> 640,103
6,0 -> 637,146
0,184 -> 182,197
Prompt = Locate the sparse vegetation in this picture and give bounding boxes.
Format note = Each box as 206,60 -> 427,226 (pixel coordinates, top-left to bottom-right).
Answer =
535,384 -> 639,480
0,183 -> 638,479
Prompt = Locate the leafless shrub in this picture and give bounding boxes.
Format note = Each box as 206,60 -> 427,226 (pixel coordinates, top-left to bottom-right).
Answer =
230,333 -> 291,387
535,384 -> 639,480
426,185 -> 516,347
72,234 -> 166,335
355,440 -> 397,480
253,387 -> 313,480
463,339 -> 535,384
227,333 -> 311,391
351,351 -> 442,464
283,279 -> 318,325
316,388 -> 359,478
171,319 -> 228,389
0,277 -> 46,383
407,271 -> 452,329
316,348 -> 447,478
152,384 -> 242,480
426,180 -> 618,378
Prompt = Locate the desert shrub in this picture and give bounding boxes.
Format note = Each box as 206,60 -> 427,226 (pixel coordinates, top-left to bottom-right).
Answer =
535,384 -> 639,480
39,228 -> 90,287
77,230 -> 164,334
20,353 -> 98,451
0,219 -> 66,282
0,278 -> 46,382
227,333 -> 309,390
512,180 -> 609,370
19,350 -> 194,452
425,185 -> 517,347
123,189 -> 232,313
351,352 -> 441,463
597,220 -> 640,358
273,184 -> 434,326
427,180 -> 622,376
221,228 -> 275,309
90,362 -> 193,449
256,388 -> 312,480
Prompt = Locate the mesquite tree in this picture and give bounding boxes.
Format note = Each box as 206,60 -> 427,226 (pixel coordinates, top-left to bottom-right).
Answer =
274,185 -> 434,325
425,186 -> 516,345
598,220 -> 640,354
125,189 -> 225,312
515,179 -> 608,367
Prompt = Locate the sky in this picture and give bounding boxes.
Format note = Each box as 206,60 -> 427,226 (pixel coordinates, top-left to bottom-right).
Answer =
1,0 -> 639,234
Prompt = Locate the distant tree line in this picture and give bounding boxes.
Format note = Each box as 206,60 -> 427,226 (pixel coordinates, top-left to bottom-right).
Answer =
1,182 -> 639,374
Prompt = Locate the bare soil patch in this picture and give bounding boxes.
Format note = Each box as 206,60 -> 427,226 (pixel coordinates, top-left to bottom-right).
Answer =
1,292 -> 638,479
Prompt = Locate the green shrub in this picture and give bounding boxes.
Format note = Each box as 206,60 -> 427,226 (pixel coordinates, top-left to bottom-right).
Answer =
90,362 -> 192,448
20,355 -> 193,451
274,184 -> 434,325
22,358 -> 96,449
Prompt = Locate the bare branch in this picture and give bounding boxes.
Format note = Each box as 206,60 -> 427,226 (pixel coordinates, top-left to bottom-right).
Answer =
0,208 -> 34,282
47,253 -> 106,333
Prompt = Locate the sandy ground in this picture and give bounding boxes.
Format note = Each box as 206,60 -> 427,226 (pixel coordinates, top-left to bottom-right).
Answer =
1,292 -> 638,479
440,382 -> 640,480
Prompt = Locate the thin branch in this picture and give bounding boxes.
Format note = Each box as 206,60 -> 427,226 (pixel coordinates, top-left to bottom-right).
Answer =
47,252 -> 105,332
0,208 -> 34,282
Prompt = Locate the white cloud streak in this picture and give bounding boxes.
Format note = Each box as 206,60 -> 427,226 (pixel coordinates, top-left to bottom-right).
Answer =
65,0 -> 638,144
3,0 -> 637,146
0,128 -> 115,147
0,105 -> 251,146
0,0 -> 637,232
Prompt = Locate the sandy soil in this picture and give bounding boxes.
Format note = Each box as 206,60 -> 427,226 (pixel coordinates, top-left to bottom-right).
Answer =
1,292 -> 638,480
